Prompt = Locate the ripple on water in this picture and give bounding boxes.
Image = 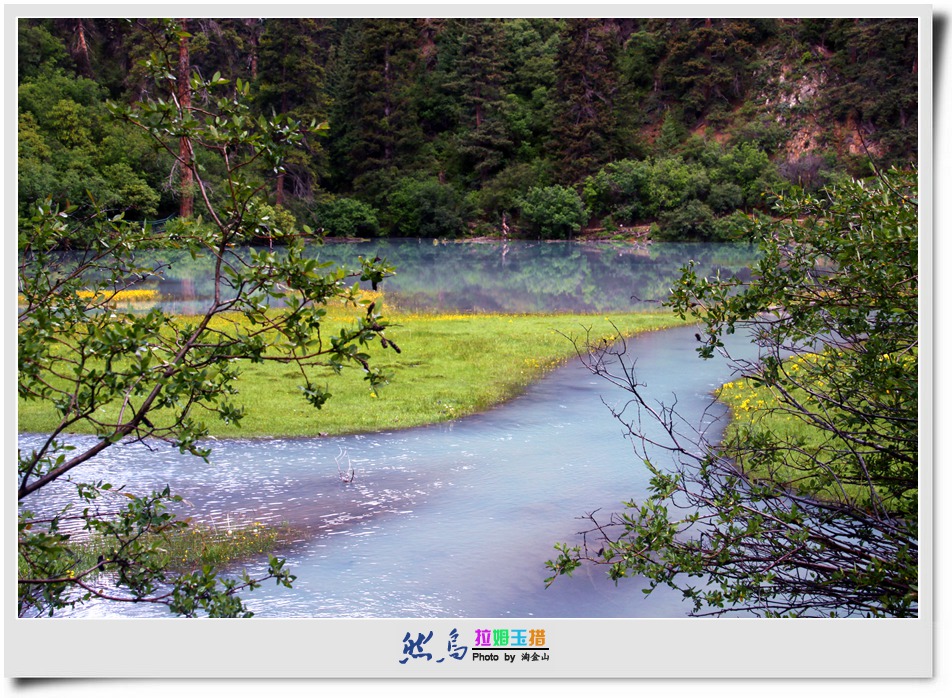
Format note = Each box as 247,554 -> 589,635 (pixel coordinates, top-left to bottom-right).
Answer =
19,324 -> 764,618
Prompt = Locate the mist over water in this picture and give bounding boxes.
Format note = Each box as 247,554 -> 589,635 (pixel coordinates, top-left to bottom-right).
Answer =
98,238 -> 759,315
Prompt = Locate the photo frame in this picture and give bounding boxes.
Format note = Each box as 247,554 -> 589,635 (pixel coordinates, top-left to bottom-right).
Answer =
6,2 -> 936,689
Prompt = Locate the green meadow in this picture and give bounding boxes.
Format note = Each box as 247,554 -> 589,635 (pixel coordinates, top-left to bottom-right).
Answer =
17,301 -> 689,438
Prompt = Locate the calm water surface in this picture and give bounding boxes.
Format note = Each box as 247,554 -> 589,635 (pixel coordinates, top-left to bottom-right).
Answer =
112,237 -> 758,314
20,240 -> 761,618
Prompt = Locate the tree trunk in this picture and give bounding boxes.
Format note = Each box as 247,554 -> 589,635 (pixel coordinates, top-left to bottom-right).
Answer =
383,42 -> 394,164
74,20 -> 93,77
276,173 -> 285,207
178,19 -> 194,218
275,90 -> 289,207
246,19 -> 260,79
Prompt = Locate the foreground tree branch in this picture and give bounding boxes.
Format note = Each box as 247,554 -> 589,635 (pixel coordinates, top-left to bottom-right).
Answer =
546,168 -> 918,617
18,22 -> 397,617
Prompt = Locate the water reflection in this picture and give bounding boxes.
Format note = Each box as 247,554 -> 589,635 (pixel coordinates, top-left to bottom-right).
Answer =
90,238 -> 758,314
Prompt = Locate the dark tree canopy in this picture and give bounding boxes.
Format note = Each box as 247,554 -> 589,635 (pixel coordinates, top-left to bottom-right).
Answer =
17,16 -> 918,241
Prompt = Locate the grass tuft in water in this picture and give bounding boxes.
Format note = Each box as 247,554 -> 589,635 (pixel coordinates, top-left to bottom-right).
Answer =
62,517 -> 301,576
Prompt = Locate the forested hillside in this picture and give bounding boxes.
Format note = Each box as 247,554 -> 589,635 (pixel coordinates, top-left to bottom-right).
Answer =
17,17 -> 918,242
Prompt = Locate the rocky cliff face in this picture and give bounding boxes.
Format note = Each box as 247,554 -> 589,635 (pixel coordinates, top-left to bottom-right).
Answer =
642,18 -> 918,173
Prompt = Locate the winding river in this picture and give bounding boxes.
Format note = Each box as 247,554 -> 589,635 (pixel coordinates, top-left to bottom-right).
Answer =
19,239 -> 762,618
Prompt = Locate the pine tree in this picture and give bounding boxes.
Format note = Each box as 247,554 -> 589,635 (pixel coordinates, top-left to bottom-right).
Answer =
500,18 -> 561,163
657,19 -> 771,125
818,19 -> 918,163
550,19 -> 622,185
448,19 -> 513,183
256,18 -> 334,205
326,18 -> 423,203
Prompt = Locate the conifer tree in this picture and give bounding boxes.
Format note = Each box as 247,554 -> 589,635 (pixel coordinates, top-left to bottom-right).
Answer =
550,19 -> 622,185
256,18 -> 334,205
450,19 -> 513,183
498,18 -> 561,164
328,18 -> 422,203
657,19 -> 769,124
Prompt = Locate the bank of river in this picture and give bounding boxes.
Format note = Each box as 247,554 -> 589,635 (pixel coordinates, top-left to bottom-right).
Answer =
19,323 -> 761,618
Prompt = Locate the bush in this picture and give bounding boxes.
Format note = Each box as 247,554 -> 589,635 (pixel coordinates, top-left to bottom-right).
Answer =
243,202 -> 298,242
711,210 -> 757,241
472,161 -> 551,219
98,162 -> 161,218
17,47 -> 403,617
707,182 -> 746,214
387,177 -> 468,238
655,199 -> 715,240
643,157 -> 710,216
548,168 -> 919,618
162,216 -> 216,241
518,185 -> 589,239
582,159 -> 651,224
733,116 -> 788,154
712,143 -> 780,209
314,197 -> 380,238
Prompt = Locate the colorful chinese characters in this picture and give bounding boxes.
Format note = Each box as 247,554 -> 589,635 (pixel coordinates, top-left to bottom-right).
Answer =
400,627 -> 547,665
474,628 -> 546,648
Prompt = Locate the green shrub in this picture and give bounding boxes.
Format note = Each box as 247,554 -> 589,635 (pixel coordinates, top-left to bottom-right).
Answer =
733,116 -> 788,154
387,177 -> 468,238
655,199 -> 715,240
314,197 -> 380,238
162,216 -> 217,242
518,185 -> 589,239
645,157 -> 710,215
712,143 -> 780,209
472,161 -> 550,219
707,182 -> 745,214
582,159 -> 650,223
711,210 -> 757,241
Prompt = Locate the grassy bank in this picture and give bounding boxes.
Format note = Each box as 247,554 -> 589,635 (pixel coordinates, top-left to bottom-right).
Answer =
715,356 -> 893,509
19,517 -> 301,581
18,301 -> 689,437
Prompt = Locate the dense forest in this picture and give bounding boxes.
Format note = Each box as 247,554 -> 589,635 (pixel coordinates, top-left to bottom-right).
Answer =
17,17 -> 918,242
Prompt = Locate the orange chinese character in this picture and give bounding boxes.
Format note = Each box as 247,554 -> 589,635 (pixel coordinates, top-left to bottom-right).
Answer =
529,629 -> 546,647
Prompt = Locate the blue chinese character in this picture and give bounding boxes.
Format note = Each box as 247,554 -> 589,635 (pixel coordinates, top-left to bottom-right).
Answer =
445,627 -> 468,661
399,631 -> 434,664
511,629 -> 528,646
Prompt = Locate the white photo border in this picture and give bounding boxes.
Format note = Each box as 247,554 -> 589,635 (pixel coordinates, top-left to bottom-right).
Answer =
4,2 -> 936,683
